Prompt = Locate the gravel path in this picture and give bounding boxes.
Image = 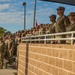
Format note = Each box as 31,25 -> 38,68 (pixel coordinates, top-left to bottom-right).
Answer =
0,69 -> 17,75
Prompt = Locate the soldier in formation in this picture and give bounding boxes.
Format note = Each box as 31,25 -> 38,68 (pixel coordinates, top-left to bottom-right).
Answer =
0,34 -> 20,69
0,37 -> 5,69
66,12 -> 75,44
1,7 -> 75,69
53,6 -> 70,43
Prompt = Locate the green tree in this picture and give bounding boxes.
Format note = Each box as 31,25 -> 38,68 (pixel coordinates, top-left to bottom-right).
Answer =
6,31 -> 11,34
0,27 -> 6,37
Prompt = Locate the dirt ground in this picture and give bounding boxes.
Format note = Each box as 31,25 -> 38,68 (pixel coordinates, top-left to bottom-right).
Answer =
0,69 -> 17,75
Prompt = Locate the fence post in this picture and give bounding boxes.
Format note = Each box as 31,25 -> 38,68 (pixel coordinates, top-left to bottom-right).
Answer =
44,35 -> 46,44
29,37 -> 31,43
25,41 -> 29,75
71,32 -> 73,45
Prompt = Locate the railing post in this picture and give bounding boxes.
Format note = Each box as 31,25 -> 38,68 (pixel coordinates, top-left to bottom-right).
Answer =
29,37 -> 31,43
44,35 -> 46,44
71,32 -> 73,45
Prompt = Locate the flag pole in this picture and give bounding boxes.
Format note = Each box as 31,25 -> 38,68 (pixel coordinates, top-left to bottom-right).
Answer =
33,0 -> 37,27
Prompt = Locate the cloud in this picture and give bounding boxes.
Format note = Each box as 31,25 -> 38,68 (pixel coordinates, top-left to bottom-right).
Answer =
0,11 -> 23,24
0,6 -> 54,29
36,7 -> 54,16
0,9 -> 34,29
0,1 -> 27,26
44,4 -> 49,6
36,7 -> 54,24
0,4 -> 10,11
0,0 -> 11,2
0,0 -> 55,31
0,1 -> 24,12
29,2 -> 35,4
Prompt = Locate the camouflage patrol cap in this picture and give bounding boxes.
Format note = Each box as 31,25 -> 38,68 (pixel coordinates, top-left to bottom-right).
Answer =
68,12 -> 75,16
56,6 -> 65,10
49,14 -> 56,19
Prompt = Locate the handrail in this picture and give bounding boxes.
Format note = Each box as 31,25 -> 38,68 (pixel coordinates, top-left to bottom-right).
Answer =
21,31 -> 75,44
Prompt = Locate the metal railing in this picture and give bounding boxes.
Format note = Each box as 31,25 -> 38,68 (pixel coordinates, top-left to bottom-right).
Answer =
21,31 -> 75,44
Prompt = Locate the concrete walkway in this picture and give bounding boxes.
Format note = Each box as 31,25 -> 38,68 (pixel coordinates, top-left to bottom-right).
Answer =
0,69 -> 17,75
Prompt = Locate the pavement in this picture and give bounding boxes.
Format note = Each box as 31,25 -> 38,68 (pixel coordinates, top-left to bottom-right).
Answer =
0,69 -> 17,75
0,57 -> 17,75
0,59 -> 17,75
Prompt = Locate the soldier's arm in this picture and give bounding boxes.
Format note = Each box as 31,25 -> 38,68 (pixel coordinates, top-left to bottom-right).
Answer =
64,16 -> 70,27
11,40 -> 15,51
51,26 -> 55,33
1,42 -> 5,56
50,23 -> 56,33
70,25 -> 75,31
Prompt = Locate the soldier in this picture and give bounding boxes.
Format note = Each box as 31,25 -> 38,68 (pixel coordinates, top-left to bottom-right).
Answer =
45,27 -> 50,34
54,6 -> 70,44
45,27 -> 51,43
39,24 -> 44,43
39,24 -> 44,35
34,28 -> 39,35
66,12 -> 75,44
0,37 -> 4,69
49,14 -> 56,33
4,36 -> 9,60
26,30 -> 33,36
67,12 -> 75,31
8,35 -> 15,64
49,14 -> 56,43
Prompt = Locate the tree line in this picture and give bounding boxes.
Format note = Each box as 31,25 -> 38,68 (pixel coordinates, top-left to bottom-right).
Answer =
0,27 -> 11,37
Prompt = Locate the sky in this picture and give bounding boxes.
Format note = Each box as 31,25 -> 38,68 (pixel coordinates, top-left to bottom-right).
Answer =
0,0 -> 75,33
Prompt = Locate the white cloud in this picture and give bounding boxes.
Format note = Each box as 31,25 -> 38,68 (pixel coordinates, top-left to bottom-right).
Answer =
0,11 -> 23,24
0,4 -> 10,11
29,2 -> 34,4
0,10 -> 34,29
0,6 -> 54,28
44,4 -> 49,6
0,0 -> 11,2
36,7 -> 54,15
36,7 -> 54,24
0,0 -> 54,30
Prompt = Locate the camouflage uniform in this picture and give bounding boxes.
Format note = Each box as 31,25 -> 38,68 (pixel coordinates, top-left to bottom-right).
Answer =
66,23 -> 75,31
49,14 -> 56,33
45,27 -> 50,43
14,36 -> 19,56
45,28 -> 50,34
34,29 -> 39,35
4,38 -> 9,60
39,28 -> 44,35
66,12 -> 75,44
54,15 -> 70,32
15,36 -> 20,69
54,7 -> 70,43
0,38 -> 4,69
8,37 -> 15,64
49,14 -> 56,43
33,29 -> 39,43
39,27 -> 44,43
